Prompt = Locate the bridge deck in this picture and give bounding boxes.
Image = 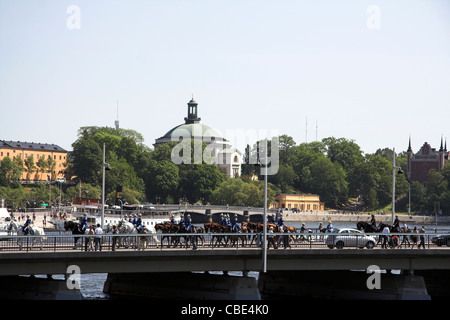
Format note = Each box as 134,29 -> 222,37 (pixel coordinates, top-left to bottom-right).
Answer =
1,245 -> 450,276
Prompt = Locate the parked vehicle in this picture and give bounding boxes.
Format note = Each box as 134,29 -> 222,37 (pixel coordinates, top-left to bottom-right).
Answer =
431,233 -> 450,247
325,228 -> 377,249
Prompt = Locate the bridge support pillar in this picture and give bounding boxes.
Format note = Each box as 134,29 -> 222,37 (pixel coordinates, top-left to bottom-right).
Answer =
0,275 -> 82,300
258,270 -> 430,300
103,272 -> 261,300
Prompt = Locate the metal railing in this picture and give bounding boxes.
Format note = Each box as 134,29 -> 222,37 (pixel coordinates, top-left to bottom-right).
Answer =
0,232 -> 448,252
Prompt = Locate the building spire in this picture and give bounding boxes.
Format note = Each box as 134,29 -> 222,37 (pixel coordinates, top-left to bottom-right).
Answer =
440,135 -> 444,152
407,135 -> 412,152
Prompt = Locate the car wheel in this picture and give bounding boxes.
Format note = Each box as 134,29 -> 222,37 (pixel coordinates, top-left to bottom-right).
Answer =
366,241 -> 375,249
336,241 -> 344,249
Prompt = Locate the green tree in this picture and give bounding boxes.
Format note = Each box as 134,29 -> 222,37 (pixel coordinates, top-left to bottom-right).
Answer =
24,155 -> 36,181
144,160 -> 179,203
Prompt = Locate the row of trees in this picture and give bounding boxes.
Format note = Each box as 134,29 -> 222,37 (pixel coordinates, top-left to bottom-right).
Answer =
1,127 -> 450,214
242,135 -> 450,214
0,154 -> 58,185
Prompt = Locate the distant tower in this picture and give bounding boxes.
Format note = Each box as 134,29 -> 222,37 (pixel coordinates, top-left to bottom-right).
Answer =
115,100 -> 119,129
439,135 -> 445,170
407,135 -> 413,180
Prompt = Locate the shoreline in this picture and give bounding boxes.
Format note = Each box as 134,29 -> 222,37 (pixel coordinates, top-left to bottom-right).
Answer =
279,211 -> 450,225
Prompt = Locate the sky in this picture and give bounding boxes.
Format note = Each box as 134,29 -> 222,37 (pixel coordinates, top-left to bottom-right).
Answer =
1,0 -> 449,156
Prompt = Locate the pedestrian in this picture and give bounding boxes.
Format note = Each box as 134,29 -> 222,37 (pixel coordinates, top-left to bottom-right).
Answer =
282,226 -> 291,249
326,221 -> 333,233
382,224 -> 390,249
94,224 -> 103,251
111,225 -> 119,251
411,226 -> 418,249
85,225 -> 94,251
418,225 -> 426,249
268,226 -> 277,249
400,221 -> 410,248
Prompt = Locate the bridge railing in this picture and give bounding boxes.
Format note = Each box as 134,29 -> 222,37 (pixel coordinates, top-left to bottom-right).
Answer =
0,232 -> 447,252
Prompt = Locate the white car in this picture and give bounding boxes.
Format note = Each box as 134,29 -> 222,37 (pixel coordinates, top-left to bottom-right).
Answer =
325,228 -> 377,249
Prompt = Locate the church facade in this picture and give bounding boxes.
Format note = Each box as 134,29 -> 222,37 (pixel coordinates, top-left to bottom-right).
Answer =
154,98 -> 242,178
407,137 -> 449,185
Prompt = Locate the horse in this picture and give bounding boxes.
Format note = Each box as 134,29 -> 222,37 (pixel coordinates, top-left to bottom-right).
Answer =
204,223 -> 228,247
64,220 -> 86,249
356,221 -> 379,233
7,220 -> 46,250
117,219 -> 138,248
155,222 -> 180,248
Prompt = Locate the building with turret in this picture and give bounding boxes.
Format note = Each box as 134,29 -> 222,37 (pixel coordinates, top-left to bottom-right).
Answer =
406,137 -> 449,185
154,98 -> 242,177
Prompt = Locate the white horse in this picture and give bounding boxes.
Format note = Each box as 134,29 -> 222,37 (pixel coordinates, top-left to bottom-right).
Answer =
7,220 -> 46,250
117,219 -> 138,248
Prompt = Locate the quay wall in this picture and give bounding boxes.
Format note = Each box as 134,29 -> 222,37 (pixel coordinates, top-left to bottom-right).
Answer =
281,212 -> 450,224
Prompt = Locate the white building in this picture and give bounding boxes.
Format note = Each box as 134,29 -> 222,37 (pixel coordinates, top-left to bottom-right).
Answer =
154,98 -> 241,177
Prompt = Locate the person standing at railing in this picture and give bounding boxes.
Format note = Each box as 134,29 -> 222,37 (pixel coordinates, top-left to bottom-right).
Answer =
418,225 -> 426,249
111,225 -> 119,251
94,224 -> 103,251
326,221 -> 333,233
381,225 -> 390,249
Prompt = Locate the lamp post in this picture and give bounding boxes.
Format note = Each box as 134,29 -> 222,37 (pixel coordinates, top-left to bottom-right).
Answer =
392,148 -> 403,224
262,139 -> 268,274
101,143 -> 111,229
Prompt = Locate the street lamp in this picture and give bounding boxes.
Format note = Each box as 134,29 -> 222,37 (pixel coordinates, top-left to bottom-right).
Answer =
256,139 -> 268,273
392,148 -> 404,224
101,143 -> 111,229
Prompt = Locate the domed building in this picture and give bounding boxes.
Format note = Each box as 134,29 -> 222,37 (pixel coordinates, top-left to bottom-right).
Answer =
154,98 -> 242,177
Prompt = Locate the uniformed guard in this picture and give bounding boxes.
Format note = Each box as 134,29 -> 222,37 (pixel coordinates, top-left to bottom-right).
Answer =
136,214 -> 143,231
22,215 -> 33,235
185,214 -> 192,232
277,213 -> 285,228
170,215 -> 176,224
219,213 -> 225,226
179,214 -> 186,228
231,214 -> 241,233
79,213 -> 88,233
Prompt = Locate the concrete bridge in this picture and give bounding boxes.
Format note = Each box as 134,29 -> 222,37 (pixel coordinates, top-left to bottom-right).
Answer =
1,231 -> 450,300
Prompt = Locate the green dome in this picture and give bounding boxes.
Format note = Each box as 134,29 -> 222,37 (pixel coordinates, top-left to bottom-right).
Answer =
162,123 -> 222,139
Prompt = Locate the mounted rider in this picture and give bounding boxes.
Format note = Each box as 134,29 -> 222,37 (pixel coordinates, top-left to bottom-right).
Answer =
370,214 -> 377,230
231,214 -> 241,233
276,213 -> 285,229
219,213 -> 225,225
135,214 -> 143,232
22,215 -> 34,235
170,215 -> 176,224
179,214 -> 186,228
185,214 -> 193,232
79,213 -> 88,233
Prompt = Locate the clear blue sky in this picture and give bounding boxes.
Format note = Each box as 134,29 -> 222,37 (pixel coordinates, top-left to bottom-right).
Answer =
1,0 -> 449,155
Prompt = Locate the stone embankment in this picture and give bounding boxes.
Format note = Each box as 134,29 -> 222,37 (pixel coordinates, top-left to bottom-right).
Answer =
282,211 -> 450,224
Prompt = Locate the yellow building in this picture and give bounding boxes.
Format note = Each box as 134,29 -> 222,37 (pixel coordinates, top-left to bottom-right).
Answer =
271,193 -> 325,212
0,140 -> 68,181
